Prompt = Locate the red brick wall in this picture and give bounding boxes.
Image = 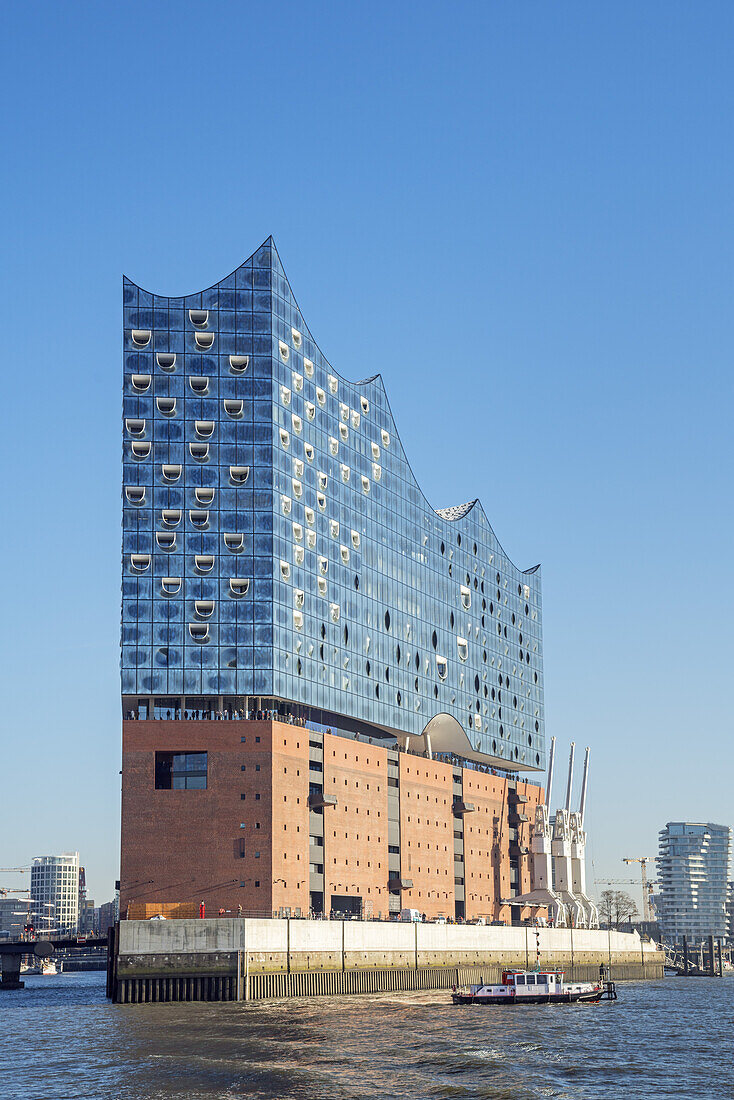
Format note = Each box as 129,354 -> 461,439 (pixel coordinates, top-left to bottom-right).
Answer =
121,719 -> 310,918
461,771 -> 510,921
398,756 -> 455,919
322,735 -> 389,918
269,725 -> 309,917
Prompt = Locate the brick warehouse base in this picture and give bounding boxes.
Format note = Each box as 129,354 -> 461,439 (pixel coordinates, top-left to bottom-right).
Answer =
108,918 -> 664,1003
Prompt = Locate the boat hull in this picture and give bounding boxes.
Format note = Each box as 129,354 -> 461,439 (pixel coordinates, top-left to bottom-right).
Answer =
452,989 -> 604,1005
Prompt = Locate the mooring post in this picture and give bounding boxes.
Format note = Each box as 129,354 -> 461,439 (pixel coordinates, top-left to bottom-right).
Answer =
287,918 -> 291,975
414,920 -> 418,970
708,935 -> 715,977
717,940 -> 723,977
682,936 -> 688,975
342,920 -> 346,973
236,950 -> 242,1002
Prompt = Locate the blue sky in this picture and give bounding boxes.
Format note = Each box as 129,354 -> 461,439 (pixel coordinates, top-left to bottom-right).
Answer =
2,1 -> 732,910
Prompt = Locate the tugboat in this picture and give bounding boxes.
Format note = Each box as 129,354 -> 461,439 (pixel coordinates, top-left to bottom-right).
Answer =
451,967 -> 617,1005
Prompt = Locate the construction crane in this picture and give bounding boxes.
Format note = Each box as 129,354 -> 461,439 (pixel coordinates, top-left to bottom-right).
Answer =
0,869 -> 28,873
0,887 -> 32,898
623,857 -> 655,921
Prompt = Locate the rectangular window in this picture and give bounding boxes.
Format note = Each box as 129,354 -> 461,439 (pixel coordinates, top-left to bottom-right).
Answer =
155,751 -> 207,790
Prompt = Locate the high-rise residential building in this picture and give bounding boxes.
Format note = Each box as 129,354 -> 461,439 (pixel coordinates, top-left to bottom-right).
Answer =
726,881 -> 733,944
656,823 -> 731,944
120,239 -> 547,921
30,853 -> 80,935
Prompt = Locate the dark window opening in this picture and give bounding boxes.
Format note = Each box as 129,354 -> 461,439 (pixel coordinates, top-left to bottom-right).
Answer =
155,751 -> 207,790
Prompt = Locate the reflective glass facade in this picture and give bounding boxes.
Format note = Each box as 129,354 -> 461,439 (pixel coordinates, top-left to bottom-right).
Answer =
122,239 -> 545,771
656,822 -> 731,943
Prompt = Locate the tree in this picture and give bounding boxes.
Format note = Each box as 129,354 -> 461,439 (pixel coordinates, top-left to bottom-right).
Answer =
598,890 -> 638,929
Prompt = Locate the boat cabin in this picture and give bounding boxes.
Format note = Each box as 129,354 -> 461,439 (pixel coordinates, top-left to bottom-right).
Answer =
501,970 -> 564,990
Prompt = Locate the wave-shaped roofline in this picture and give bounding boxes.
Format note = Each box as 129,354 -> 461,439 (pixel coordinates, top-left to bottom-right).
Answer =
124,237 -> 541,579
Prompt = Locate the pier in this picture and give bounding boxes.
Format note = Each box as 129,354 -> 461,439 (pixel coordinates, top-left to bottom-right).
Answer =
108,918 -> 664,1004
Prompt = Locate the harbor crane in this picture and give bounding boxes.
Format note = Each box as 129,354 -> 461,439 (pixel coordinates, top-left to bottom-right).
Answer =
622,857 -> 655,921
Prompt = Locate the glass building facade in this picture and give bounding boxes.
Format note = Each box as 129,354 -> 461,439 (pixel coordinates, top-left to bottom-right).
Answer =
656,822 -> 731,943
122,239 -> 545,772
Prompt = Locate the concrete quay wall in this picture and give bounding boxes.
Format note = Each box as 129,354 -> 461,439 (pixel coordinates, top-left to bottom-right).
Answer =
111,919 -> 664,1002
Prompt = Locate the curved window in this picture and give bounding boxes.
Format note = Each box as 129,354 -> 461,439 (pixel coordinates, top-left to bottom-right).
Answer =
351,530 -> 360,550
195,600 -> 215,618
316,387 -> 326,407
125,418 -> 145,436
229,466 -> 249,485
340,464 -> 350,483
162,509 -> 182,526
371,442 -> 380,460
293,458 -> 304,477
328,436 -> 338,456
224,399 -> 243,419
189,509 -> 209,529
319,556 -> 328,575
156,352 -> 176,371
292,479 -> 303,499
304,443 -> 314,462
189,442 -> 209,461
280,428 -> 290,449
131,329 -> 151,347
361,476 -> 370,494
189,376 -> 209,395
156,397 -> 176,416
317,492 -> 326,511
131,441 -> 151,459
328,374 -> 338,394
130,553 -> 151,572
188,309 -> 209,327
340,545 -> 350,565
293,610 -> 303,630
317,576 -> 327,596
292,522 -> 303,542
195,554 -> 215,573
304,506 -> 315,526
279,340 -> 290,362
294,545 -> 304,565
195,487 -> 215,505
229,577 -> 250,597
305,401 -> 315,421
188,622 -> 209,643
436,655 -> 448,680
292,371 -> 303,392
329,520 -> 340,539
338,424 -> 348,444
460,585 -> 471,610
372,463 -> 382,482
306,530 -> 316,549
294,589 -> 305,609
156,531 -> 176,551
131,374 -> 151,392
229,355 -> 249,373
330,603 -> 340,623
195,420 -> 215,438
457,637 -> 469,661
281,385 -> 291,406
195,331 -> 214,349
361,397 -> 369,414
125,486 -> 145,505
381,430 -> 390,447
224,533 -> 244,552
317,471 -> 328,491
291,414 -> 302,435
280,560 -> 291,581
351,410 -> 360,429
304,357 -> 314,378
161,576 -> 181,596
281,495 -> 292,515
291,327 -> 302,349
162,464 -> 182,482
339,402 -> 349,422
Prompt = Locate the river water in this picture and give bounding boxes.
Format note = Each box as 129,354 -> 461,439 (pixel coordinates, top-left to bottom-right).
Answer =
2,972 -> 732,1099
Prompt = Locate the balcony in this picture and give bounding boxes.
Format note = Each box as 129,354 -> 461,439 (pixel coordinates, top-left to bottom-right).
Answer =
452,799 -> 476,816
